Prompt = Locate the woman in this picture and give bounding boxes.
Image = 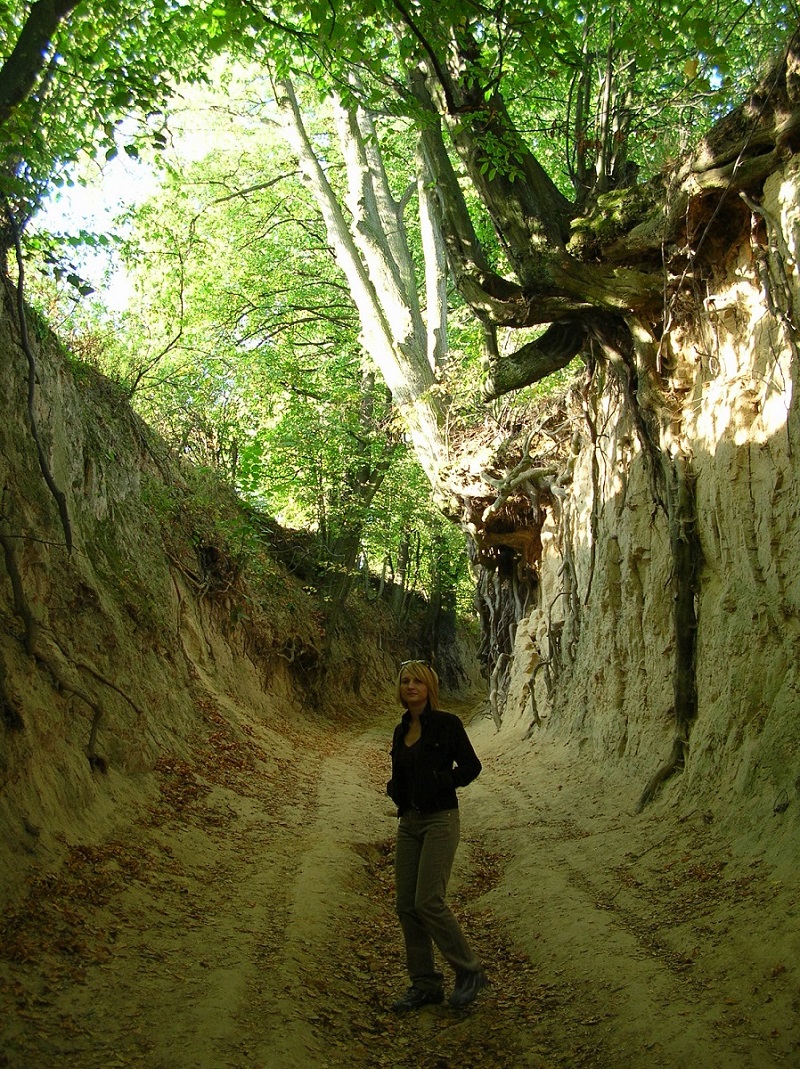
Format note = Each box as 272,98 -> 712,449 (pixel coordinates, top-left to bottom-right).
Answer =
386,659 -> 488,1011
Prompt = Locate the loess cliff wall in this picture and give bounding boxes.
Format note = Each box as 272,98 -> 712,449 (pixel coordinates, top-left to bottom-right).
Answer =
501,157 -> 800,861
0,299 -> 416,904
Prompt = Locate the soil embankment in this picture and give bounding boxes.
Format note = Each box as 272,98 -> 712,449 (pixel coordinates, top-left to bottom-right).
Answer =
1,704 -> 797,1069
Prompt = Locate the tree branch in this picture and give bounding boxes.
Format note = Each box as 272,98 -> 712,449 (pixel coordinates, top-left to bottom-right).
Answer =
0,0 -> 81,126
482,321 -> 587,400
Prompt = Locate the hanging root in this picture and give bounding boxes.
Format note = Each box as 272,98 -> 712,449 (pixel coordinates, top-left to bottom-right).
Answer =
0,527 -> 110,769
636,452 -> 700,812
635,735 -> 686,813
3,201 -> 73,554
0,528 -> 38,654
523,659 -> 550,739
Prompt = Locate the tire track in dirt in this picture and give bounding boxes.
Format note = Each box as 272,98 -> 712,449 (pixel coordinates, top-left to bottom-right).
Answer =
257,723 -> 561,1069
0,699 -> 330,1069
0,709 -> 632,1069
3,706 -> 795,1068
466,722 -> 799,1068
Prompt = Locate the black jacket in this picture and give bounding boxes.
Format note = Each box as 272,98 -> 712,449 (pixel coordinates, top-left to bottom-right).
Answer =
386,707 -> 482,816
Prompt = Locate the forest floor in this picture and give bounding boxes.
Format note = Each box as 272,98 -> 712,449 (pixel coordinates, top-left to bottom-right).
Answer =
1,698 -> 798,1069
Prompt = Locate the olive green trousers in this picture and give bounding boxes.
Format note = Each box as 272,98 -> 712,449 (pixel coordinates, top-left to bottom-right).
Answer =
394,808 -> 481,992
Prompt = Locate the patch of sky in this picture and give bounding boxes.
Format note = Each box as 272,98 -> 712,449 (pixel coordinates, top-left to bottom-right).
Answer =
34,62 -> 273,313
35,144 -> 160,313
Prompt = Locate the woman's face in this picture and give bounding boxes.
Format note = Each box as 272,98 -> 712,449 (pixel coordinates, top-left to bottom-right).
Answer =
399,672 -> 428,709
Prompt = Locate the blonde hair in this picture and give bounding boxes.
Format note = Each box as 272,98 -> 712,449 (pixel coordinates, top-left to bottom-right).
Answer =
396,660 -> 440,711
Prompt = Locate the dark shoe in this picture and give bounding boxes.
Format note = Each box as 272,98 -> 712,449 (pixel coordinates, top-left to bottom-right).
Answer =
391,985 -> 445,1012
448,969 -> 489,1009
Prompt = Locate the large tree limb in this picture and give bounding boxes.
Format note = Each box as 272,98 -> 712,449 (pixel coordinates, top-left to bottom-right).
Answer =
602,33 -> 800,264
482,322 -> 587,400
431,21 -> 573,260
413,15 -> 800,333
0,0 -> 82,126
275,76 -> 448,491
606,147 -> 798,263
688,28 -> 800,175
416,141 -> 448,373
409,67 -> 519,307
409,51 -> 666,328
335,94 -> 420,320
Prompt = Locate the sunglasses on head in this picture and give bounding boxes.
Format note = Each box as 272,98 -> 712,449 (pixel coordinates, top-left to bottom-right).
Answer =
400,659 -> 429,667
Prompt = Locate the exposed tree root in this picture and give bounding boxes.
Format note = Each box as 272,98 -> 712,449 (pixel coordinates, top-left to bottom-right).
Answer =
636,735 -> 687,813
523,660 -> 549,738
3,203 -> 73,554
0,527 -> 37,655
0,517 -> 117,769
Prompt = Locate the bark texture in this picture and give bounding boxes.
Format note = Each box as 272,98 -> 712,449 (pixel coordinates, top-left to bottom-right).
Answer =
0,0 -> 81,126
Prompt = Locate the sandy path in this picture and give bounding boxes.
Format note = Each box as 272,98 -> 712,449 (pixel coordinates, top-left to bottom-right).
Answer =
467,718 -> 799,1068
1,713 -> 399,1069
1,706 -> 798,1068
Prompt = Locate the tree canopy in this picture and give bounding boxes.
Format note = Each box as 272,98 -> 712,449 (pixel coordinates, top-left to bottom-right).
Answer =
3,0 -> 799,658
6,0 -> 795,413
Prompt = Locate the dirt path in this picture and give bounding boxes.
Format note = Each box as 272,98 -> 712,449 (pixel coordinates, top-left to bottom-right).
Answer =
467,722 -> 799,1068
1,704 -> 798,1068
